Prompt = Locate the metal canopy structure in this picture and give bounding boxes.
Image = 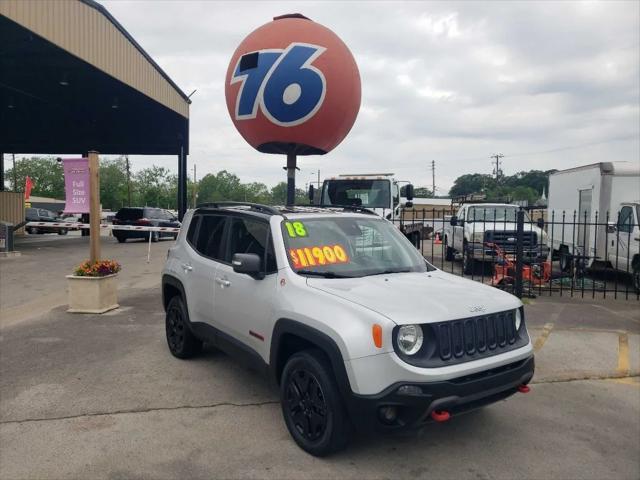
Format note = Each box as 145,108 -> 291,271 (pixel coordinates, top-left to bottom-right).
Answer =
0,0 -> 191,217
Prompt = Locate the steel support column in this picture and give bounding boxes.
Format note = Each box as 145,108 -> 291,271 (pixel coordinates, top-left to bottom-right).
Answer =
178,146 -> 187,220
0,152 -> 4,191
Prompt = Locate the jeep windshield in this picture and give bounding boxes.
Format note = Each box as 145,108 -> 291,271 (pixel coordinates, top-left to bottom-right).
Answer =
281,216 -> 434,278
467,206 -> 531,223
321,179 -> 390,208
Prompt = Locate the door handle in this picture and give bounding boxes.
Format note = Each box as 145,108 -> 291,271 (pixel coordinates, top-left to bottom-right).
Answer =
215,277 -> 231,287
181,263 -> 193,272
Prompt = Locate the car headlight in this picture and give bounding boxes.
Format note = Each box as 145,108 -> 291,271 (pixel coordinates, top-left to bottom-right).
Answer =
397,325 -> 424,355
515,309 -> 522,331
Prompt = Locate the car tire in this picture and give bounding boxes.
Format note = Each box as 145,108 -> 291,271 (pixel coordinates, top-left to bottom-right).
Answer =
559,247 -> 573,273
27,227 -> 36,235
462,243 -> 474,275
115,235 -> 126,243
632,263 -> 640,294
151,231 -> 159,243
280,349 -> 351,457
58,228 -> 68,235
444,237 -> 454,261
165,296 -> 202,359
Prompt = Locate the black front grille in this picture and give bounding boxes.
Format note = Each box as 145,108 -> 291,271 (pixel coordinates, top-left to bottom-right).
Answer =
484,230 -> 536,250
394,310 -> 529,368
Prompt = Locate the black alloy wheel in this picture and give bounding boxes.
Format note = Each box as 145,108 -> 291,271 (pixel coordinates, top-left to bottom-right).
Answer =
286,369 -> 328,442
280,350 -> 351,456
165,296 -> 201,358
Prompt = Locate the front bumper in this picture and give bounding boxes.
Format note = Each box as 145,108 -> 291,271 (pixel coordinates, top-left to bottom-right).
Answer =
345,355 -> 534,433
468,242 -> 549,262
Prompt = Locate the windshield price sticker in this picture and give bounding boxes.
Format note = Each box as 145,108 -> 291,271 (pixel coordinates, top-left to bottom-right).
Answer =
289,244 -> 349,269
285,221 -> 308,238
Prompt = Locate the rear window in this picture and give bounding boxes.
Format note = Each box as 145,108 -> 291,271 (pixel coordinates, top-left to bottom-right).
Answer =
116,208 -> 143,220
144,208 -> 163,219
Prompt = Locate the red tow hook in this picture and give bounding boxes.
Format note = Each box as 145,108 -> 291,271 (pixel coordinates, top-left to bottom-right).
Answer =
430,410 -> 451,422
518,384 -> 531,393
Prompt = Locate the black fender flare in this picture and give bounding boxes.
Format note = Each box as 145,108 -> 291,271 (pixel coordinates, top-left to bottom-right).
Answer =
270,319 -> 353,400
161,274 -> 187,312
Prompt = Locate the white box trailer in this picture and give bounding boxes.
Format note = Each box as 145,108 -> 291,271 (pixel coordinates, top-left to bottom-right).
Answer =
547,162 -> 640,286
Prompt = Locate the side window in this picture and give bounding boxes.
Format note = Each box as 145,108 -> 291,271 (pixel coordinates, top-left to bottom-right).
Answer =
617,207 -> 634,233
457,207 -> 465,221
228,217 -> 277,273
195,215 -> 227,260
186,215 -> 200,246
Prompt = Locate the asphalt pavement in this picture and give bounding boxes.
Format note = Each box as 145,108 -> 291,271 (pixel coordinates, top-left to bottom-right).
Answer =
0,234 -> 638,479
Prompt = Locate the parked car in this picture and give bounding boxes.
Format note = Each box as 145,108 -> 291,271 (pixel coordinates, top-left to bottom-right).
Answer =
25,208 -> 68,235
112,207 -> 180,243
162,202 -> 534,456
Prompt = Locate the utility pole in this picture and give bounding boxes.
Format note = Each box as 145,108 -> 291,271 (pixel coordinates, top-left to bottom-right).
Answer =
490,153 -> 504,182
125,155 -> 131,206
12,154 -> 17,191
429,160 -> 436,197
192,164 -> 197,208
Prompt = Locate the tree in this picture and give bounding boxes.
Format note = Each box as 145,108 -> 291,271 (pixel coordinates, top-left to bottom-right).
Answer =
134,166 -> 174,208
100,157 -> 129,210
6,156 -> 64,198
197,170 -> 244,203
449,174 -> 495,197
266,182 -> 307,205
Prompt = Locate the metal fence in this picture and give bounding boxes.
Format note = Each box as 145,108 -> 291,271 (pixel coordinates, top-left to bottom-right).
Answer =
400,207 -> 639,301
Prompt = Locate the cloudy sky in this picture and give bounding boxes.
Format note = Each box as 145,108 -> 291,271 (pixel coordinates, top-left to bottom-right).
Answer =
102,0 -> 639,194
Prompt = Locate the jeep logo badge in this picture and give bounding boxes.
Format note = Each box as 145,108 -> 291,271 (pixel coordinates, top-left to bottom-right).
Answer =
469,305 -> 486,313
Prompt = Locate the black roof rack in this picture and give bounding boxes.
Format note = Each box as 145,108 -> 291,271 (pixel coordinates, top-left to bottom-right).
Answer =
196,202 -> 281,215
195,202 -> 378,217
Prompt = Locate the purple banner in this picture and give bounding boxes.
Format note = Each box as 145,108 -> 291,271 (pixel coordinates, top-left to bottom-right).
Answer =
63,158 -> 90,213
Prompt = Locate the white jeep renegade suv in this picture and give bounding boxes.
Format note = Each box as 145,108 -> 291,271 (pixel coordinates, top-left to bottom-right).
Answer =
162,202 -> 534,456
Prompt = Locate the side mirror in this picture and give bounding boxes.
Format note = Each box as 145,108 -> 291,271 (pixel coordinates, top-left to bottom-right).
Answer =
308,185 -> 315,203
405,184 -> 415,201
232,253 -> 264,280
536,218 -> 545,229
607,223 -> 617,234
405,201 -> 413,208
450,215 -> 458,226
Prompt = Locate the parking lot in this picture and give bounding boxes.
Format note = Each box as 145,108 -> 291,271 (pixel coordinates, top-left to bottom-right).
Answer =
1,234 -> 639,479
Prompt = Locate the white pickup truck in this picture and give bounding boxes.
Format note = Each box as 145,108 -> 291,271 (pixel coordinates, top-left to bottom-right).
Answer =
444,203 -> 549,274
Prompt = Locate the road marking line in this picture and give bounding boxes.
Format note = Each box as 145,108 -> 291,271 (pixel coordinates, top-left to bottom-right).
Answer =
610,377 -> 640,386
533,323 -> 554,352
617,333 -> 630,376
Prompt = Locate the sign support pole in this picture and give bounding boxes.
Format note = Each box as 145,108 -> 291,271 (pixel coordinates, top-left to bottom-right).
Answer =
286,152 -> 297,206
88,151 -> 101,263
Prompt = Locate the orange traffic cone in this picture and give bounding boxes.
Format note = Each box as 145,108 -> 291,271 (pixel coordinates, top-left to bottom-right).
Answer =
434,232 -> 442,245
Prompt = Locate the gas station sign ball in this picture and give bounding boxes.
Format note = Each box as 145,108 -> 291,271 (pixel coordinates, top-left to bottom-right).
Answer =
225,14 -> 361,156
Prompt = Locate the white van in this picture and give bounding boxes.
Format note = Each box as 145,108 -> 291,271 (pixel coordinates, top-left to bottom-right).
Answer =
547,162 -> 640,290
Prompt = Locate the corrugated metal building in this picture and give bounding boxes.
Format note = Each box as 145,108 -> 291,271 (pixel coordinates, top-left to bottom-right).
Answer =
0,0 -> 192,221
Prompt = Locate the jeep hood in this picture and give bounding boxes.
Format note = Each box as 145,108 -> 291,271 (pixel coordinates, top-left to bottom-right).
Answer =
307,271 -> 520,325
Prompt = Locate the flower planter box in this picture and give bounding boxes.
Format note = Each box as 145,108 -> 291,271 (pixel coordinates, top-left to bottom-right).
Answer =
66,273 -> 119,314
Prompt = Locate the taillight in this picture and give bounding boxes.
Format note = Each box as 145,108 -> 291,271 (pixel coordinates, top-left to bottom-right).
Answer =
137,218 -> 152,225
